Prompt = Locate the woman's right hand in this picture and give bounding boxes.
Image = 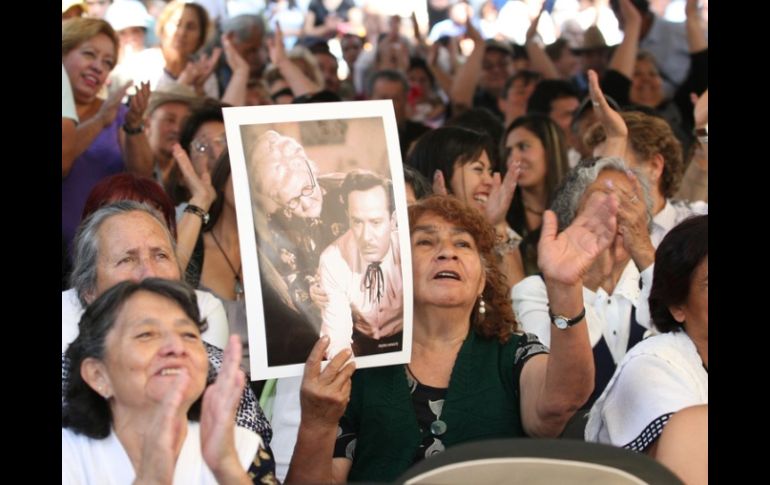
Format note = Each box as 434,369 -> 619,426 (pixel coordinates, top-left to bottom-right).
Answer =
588,69 -> 628,158
172,143 -> 216,211
300,337 -> 355,429
134,371 -> 191,485
97,80 -> 134,128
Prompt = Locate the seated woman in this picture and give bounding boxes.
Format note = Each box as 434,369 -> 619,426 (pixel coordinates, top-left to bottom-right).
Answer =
408,126 -> 525,289
585,215 -> 707,456
62,278 -> 277,483
502,114 -> 571,276
286,192 -> 619,482
62,17 -> 152,254
61,200 -> 270,441
63,182 -> 228,352
513,156 -> 657,409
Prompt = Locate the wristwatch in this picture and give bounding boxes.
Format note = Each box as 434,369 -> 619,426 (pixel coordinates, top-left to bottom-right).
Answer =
122,122 -> 144,135
184,204 -> 210,225
549,307 -> 586,330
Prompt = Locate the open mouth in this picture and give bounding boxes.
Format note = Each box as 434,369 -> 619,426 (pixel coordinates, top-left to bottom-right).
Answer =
158,368 -> 183,376
434,271 -> 460,280
473,194 -> 488,205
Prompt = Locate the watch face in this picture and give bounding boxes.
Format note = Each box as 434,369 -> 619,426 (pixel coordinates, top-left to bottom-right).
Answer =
554,317 -> 568,329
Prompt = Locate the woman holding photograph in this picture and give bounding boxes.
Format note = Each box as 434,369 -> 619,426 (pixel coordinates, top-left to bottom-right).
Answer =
286,192 -> 618,482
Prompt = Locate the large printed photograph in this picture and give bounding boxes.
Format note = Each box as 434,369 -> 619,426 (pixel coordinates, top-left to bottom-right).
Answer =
224,100 -> 413,380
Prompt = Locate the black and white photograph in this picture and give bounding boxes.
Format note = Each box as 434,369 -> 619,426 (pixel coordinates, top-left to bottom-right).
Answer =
224,100 -> 413,380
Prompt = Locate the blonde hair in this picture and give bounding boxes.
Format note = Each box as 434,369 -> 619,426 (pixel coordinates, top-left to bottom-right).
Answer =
62,17 -> 118,58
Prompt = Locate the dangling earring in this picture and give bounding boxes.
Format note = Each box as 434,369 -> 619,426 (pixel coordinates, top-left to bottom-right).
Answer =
478,296 -> 486,318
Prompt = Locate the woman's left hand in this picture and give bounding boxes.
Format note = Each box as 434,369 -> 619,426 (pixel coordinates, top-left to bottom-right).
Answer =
124,81 -> 151,130
200,335 -> 247,478
485,160 -> 521,226
612,171 -> 656,270
538,190 -> 618,286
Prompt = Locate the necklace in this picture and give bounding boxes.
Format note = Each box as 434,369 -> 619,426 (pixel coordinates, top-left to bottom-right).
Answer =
210,231 -> 243,300
406,365 -> 448,436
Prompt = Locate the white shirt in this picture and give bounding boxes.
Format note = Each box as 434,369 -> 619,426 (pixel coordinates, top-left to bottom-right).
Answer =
585,331 -> 708,448
651,198 -> 708,248
512,261 -> 654,365
61,288 -> 230,353
267,376 -> 303,483
318,230 -> 403,359
62,422 -> 261,485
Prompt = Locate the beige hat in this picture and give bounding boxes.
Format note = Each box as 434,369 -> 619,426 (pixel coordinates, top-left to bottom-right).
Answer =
144,84 -> 200,118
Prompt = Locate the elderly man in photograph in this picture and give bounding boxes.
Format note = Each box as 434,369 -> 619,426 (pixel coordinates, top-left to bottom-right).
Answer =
318,170 -> 403,358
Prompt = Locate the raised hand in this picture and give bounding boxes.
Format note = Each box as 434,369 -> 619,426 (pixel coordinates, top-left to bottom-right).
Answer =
431,169 -> 449,196
611,171 -> 655,270
178,49 -> 222,96
525,5 -> 544,43
300,337 -> 355,429
98,80 -> 133,128
200,335 -> 248,478
617,0 -> 642,29
588,69 -> 627,157
222,34 -> 249,75
484,161 -> 521,226
124,81 -> 151,130
538,190 -> 618,286
691,88 -> 708,129
268,22 -> 287,66
171,143 -> 216,209
135,370 -> 191,484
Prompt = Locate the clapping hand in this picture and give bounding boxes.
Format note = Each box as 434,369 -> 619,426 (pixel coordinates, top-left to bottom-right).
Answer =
538,190 -> 618,286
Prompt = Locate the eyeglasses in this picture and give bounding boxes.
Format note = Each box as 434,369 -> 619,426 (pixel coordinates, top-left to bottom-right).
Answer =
282,157 -> 317,213
190,134 -> 226,160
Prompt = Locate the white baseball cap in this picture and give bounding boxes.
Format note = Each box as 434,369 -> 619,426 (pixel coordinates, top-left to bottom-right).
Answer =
104,0 -> 151,32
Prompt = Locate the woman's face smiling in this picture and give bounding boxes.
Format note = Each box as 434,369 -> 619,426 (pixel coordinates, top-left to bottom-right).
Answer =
91,290 -> 208,414
449,150 -> 493,213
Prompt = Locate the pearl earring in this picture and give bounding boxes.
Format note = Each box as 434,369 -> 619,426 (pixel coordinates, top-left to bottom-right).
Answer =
479,296 -> 486,315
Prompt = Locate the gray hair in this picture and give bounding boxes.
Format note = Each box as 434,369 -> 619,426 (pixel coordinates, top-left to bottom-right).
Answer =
550,156 -> 654,232
69,201 -> 178,307
221,14 -> 265,41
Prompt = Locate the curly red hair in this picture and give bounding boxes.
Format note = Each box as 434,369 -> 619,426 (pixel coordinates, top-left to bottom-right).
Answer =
408,195 -> 518,342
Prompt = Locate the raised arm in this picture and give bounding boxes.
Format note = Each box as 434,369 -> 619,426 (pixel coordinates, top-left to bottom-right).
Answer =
588,69 -> 628,158
607,0 -> 642,80
519,190 -> 618,437
269,23 -> 322,98
685,0 -> 708,54
449,20 -> 485,111
220,34 -> 250,107
524,8 -> 560,80
285,337 -> 355,484
119,81 -> 154,177
170,143 -> 216,272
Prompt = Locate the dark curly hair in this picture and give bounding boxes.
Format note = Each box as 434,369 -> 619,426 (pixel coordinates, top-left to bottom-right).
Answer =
408,195 -> 518,343
62,279 -> 208,439
649,215 -> 708,333
584,110 -> 684,198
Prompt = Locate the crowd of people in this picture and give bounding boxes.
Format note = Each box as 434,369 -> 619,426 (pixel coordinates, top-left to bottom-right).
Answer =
62,1 -> 708,483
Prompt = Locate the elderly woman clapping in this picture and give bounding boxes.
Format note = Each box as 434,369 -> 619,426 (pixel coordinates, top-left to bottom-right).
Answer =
62,278 -> 277,484
286,192 -> 619,483
513,155 -> 657,409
